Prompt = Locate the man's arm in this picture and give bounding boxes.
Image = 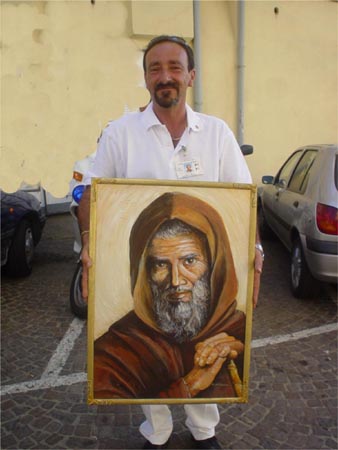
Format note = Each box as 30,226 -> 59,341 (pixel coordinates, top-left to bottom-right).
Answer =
77,185 -> 92,301
253,228 -> 264,308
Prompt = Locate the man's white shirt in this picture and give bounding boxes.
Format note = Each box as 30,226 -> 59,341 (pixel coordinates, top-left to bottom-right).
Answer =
84,102 -> 252,184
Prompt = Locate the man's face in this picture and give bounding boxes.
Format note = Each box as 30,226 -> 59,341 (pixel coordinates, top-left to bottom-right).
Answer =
144,41 -> 195,109
147,231 -> 211,342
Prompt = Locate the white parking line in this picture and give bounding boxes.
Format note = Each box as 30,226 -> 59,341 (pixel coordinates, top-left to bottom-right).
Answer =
251,322 -> 338,348
1,373 -> 87,396
1,322 -> 337,396
41,317 -> 85,379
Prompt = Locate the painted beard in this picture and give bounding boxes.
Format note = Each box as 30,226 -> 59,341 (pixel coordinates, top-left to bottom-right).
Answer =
151,273 -> 211,343
154,82 -> 180,108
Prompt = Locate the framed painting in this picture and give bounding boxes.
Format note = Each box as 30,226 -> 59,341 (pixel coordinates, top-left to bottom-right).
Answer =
87,179 -> 257,405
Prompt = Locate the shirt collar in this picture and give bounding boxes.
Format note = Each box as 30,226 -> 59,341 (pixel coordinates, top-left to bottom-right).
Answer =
141,102 -> 203,133
186,103 -> 203,133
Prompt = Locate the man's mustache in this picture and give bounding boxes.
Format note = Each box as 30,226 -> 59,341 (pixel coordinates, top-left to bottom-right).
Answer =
155,82 -> 179,92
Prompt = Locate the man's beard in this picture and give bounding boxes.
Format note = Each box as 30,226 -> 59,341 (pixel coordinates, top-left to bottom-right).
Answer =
154,83 -> 180,108
151,273 -> 211,343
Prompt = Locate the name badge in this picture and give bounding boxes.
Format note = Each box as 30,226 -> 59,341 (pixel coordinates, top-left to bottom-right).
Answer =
175,158 -> 204,179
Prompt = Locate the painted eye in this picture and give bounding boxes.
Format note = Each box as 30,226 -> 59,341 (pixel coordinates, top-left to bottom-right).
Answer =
184,257 -> 196,266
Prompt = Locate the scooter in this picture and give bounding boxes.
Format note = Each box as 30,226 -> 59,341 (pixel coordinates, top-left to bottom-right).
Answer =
69,152 -> 96,319
69,192 -> 87,319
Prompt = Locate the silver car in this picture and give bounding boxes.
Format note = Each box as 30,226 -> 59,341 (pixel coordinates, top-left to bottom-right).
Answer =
258,144 -> 338,298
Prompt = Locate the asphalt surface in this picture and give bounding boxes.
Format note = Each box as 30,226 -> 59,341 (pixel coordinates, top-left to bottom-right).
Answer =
1,213 -> 337,450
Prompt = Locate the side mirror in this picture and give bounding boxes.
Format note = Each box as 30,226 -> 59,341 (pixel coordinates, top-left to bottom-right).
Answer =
240,144 -> 253,156
262,175 -> 274,185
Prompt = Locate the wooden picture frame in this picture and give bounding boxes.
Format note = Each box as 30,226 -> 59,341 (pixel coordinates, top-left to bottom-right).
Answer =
87,179 -> 257,405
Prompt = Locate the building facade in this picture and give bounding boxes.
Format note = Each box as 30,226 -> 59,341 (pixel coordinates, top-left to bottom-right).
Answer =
1,0 -> 337,194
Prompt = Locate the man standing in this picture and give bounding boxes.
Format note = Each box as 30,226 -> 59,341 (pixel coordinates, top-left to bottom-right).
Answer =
78,35 -> 264,450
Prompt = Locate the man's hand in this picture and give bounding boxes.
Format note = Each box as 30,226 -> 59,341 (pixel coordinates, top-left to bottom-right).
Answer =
253,246 -> 264,308
81,240 -> 92,301
183,333 -> 244,397
77,186 -> 92,302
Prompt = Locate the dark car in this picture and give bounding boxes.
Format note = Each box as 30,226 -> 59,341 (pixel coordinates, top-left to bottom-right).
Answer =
1,190 -> 46,277
258,144 -> 337,298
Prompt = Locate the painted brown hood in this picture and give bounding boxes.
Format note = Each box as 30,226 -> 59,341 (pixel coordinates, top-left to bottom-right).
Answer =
129,192 -> 239,341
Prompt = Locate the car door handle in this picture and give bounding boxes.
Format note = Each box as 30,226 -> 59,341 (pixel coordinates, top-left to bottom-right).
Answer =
293,201 -> 299,208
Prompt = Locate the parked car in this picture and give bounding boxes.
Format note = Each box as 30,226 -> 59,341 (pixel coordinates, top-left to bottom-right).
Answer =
258,144 -> 338,298
1,189 -> 46,276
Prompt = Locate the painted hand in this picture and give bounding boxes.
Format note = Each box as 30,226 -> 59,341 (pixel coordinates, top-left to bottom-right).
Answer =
194,332 -> 244,367
183,333 -> 244,396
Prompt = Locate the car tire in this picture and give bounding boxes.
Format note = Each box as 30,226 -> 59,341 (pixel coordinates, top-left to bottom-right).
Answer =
70,262 -> 87,319
290,238 -> 321,298
5,219 -> 35,277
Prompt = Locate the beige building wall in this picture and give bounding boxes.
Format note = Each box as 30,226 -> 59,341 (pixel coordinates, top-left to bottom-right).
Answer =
1,0 -> 337,195
244,0 -> 338,181
1,0 -> 194,195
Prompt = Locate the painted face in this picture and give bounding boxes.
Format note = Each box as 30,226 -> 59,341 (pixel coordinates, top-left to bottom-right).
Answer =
144,41 -> 195,109
147,232 -> 209,303
147,231 -> 210,341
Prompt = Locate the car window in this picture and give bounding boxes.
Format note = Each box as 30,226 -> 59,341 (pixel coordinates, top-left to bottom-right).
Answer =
288,150 -> 317,194
275,150 -> 303,187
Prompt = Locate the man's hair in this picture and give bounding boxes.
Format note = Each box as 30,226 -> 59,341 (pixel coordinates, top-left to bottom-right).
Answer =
143,35 -> 195,72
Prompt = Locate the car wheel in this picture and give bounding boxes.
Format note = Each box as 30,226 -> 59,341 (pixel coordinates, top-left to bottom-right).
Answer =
70,262 -> 87,319
290,238 -> 321,298
5,219 -> 35,277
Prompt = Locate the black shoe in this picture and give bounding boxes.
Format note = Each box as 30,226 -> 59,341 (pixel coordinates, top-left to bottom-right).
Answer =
142,439 -> 169,449
191,435 -> 222,449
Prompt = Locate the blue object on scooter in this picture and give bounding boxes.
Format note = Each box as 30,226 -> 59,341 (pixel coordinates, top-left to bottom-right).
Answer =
72,185 -> 85,203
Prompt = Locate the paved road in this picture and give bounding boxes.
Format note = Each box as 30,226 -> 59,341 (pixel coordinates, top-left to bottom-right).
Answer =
1,214 -> 337,450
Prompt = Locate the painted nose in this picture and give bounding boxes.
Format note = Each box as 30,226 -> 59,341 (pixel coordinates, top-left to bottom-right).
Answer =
171,263 -> 185,287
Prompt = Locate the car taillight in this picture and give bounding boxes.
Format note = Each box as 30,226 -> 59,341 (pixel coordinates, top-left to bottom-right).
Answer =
316,203 -> 338,235
73,171 -> 83,182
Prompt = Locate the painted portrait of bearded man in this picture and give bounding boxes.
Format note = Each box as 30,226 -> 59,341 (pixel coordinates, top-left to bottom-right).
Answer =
93,192 -> 246,400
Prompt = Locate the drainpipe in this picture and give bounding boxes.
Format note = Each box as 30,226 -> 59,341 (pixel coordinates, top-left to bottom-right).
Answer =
193,0 -> 203,112
237,0 -> 245,145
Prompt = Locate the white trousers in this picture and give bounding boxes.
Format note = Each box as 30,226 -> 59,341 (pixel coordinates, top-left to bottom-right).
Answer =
140,404 -> 220,445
